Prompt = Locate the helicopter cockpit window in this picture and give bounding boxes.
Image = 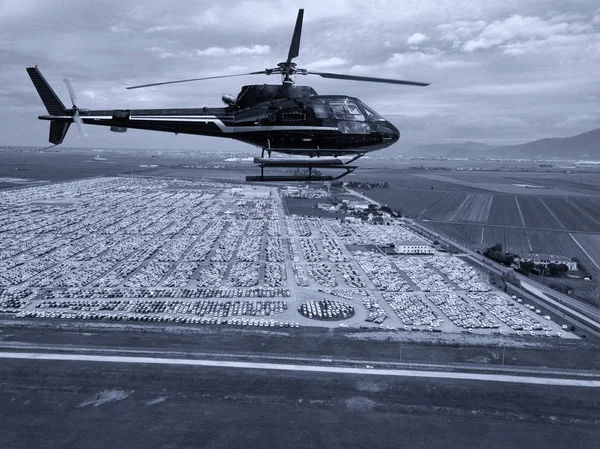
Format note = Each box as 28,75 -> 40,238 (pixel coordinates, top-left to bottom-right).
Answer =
311,100 -> 328,119
328,100 -> 365,121
357,101 -> 384,121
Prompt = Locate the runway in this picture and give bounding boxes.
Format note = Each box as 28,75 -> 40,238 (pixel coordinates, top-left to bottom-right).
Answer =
1,351 -> 599,387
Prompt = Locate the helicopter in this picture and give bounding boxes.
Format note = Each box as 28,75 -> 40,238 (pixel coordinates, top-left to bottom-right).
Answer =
27,9 -> 429,182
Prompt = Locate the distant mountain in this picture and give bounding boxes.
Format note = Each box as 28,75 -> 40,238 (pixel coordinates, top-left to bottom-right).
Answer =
490,128 -> 600,160
405,128 -> 600,160
404,141 -> 496,158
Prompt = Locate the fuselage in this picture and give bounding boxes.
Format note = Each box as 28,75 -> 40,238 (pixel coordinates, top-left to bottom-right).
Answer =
39,93 -> 400,157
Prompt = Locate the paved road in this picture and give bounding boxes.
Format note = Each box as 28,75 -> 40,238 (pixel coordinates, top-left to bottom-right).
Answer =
3,351 -> 599,387
1,352 -> 598,449
2,319 -> 599,371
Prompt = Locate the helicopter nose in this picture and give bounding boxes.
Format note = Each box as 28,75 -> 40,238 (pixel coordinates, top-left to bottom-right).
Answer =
378,122 -> 400,144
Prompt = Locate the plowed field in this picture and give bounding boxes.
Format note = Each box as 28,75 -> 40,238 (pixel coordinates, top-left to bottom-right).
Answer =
487,195 -> 523,226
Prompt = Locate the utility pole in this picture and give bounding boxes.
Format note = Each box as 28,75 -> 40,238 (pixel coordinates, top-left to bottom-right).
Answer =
400,339 -> 403,361
501,345 -> 506,367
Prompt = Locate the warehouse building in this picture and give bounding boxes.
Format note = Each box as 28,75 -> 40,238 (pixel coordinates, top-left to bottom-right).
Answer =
395,240 -> 434,255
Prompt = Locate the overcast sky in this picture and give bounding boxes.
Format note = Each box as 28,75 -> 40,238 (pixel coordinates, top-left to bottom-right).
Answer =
1,0 -> 599,152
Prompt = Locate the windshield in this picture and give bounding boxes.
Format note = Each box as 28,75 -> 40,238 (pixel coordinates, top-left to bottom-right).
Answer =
357,100 -> 385,121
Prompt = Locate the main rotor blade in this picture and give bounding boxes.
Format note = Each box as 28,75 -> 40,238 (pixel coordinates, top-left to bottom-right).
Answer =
308,71 -> 430,86
286,9 -> 304,63
126,71 -> 266,90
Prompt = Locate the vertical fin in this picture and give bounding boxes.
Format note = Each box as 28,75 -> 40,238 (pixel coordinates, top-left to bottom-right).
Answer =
26,67 -> 68,115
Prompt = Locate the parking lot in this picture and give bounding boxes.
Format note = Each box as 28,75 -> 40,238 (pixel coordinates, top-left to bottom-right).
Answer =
0,177 -> 573,338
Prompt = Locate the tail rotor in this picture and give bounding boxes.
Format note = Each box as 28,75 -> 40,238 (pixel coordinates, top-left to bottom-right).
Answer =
63,78 -> 87,138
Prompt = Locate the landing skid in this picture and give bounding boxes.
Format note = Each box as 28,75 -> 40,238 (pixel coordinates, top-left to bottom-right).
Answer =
246,149 -> 364,182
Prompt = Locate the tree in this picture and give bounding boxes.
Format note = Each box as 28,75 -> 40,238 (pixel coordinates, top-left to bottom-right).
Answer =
548,263 -> 569,277
520,261 -> 535,273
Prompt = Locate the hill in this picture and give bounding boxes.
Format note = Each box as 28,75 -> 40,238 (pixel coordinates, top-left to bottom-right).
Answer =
491,128 -> 600,160
403,141 -> 495,158
405,128 -> 600,160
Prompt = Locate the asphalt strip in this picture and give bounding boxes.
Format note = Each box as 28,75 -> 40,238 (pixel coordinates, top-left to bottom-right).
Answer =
1,351 -> 599,387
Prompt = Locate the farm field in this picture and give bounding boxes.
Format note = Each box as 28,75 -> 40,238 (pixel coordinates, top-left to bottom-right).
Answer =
569,234 -> 600,274
453,193 -> 492,223
481,227 -> 532,254
401,191 -> 449,217
487,195 -> 523,226
567,197 -> 600,229
424,223 -> 482,247
420,192 -> 467,221
365,188 -> 447,217
350,170 -> 490,192
422,193 -> 492,223
516,196 -> 565,230
540,197 -> 600,233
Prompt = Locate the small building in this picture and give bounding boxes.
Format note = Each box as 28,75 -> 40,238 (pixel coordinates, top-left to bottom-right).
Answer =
520,253 -> 577,271
395,240 -> 434,255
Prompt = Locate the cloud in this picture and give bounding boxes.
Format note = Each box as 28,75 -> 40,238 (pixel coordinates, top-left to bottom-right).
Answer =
387,51 -> 438,66
110,22 -> 130,33
145,25 -> 190,33
438,20 -> 487,43
451,14 -> 594,53
196,45 -> 270,57
306,57 -> 349,70
407,33 -> 429,45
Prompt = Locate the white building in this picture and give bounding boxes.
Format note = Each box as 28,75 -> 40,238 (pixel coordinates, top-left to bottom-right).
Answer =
520,254 -> 577,271
395,240 -> 434,255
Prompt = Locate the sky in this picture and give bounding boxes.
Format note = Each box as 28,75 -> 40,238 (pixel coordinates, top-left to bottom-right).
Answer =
1,0 -> 599,152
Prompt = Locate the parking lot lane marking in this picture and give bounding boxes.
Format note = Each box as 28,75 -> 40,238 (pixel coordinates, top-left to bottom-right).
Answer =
1,352 -> 599,388
569,233 -> 600,270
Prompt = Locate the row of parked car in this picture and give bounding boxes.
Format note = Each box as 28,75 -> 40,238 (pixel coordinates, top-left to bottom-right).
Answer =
298,299 -> 354,320
383,292 -> 442,327
393,257 -> 453,293
336,263 -> 366,288
17,309 -> 302,327
468,292 -> 552,333
428,292 -> 499,329
353,251 -> 412,292
427,256 -> 490,292
35,298 -> 288,317
0,288 -> 38,311
306,263 -> 338,288
317,288 -> 357,300
264,263 -> 286,287
41,287 -> 291,300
